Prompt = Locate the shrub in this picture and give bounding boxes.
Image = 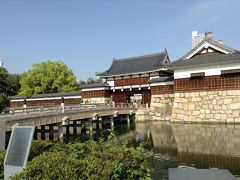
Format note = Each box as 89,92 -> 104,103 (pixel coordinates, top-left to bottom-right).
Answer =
28,140 -> 55,161
0,150 -> 5,179
12,151 -> 83,180
13,139 -> 151,179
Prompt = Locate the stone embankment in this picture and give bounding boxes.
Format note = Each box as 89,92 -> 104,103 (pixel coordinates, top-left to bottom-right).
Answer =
171,90 -> 240,123
150,94 -> 174,121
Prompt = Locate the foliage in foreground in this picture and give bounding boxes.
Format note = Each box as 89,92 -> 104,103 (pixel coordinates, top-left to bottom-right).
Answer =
0,150 -> 5,179
11,138 -> 150,180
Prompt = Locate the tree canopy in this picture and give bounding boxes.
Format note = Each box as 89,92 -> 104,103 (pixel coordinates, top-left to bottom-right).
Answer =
79,77 -> 102,85
0,67 -> 21,112
0,68 -> 9,94
19,61 -> 79,97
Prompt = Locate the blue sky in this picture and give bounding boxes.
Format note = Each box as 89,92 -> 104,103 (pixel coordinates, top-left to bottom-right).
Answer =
0,0 -> 240,80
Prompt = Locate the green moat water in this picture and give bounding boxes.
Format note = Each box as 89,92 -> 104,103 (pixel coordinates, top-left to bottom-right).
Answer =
73,121 -> 240,179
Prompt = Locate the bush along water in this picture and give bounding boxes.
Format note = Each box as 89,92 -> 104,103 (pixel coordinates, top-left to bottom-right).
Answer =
10,133 -> 151,180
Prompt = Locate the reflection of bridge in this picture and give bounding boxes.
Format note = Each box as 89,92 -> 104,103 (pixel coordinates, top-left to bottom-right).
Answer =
0,104 -> 136,149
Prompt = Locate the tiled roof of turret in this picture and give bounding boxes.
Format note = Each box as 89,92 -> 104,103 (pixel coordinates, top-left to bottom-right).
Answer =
167,53 -> 240,70
97,50 -> 170,77
80,83 -> 110,89
180,38 -> 239,60
148,76 -> 174,83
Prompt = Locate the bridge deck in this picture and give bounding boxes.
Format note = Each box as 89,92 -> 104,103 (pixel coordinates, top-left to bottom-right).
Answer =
0,104 -> 137,132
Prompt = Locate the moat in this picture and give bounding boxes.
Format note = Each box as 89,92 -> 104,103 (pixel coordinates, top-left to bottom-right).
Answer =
83,121 -> 240,179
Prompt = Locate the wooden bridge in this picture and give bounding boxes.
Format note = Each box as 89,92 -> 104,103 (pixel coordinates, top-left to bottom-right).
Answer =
0,104 -> 137,132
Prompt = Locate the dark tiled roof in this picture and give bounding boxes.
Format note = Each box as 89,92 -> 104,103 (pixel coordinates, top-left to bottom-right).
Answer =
11,91 -> 81,100
167,53 -> 240,70
11,96 -> 27,100
97,51 -> 170,77
148,76 -> 174,83
80,83 -> 110,89
181,39 -> 238,60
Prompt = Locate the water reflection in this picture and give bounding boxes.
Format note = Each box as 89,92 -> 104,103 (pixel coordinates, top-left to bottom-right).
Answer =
115,122 -> 240,179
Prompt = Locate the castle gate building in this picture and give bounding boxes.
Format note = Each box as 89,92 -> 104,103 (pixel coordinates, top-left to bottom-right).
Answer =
96,51 -> 173,106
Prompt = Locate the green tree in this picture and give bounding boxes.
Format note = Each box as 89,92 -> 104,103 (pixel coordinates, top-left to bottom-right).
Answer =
19,61 -> 79,97
79,77 -> 102,86
0,68 -> 20,112
5,74 -> 21,96
0,67 -> 9,94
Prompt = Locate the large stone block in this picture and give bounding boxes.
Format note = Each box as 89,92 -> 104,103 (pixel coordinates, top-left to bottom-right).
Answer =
192,97 -> 201,102
188,116 -> 197,122
188,104 -> 195,110
224,98 -> 232,104
227,90 -> 240,96
199,91 -> 207,96
232,110 -> 239,118
220,114 -> 227,120
214,113 -> 221,120
228,103 -> 240,110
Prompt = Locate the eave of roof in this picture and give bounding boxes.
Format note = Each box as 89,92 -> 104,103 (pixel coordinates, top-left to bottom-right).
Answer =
148,76 -> 174,83
167,53 -> 240,70
80,83 -> 110,89
181,38 -> 238,60
97,50 -> 170,77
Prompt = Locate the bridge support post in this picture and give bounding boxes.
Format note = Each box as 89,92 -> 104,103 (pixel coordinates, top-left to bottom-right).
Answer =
73,121 -> 77,137
49,125 -> 54,141
58,125 -> 64,143
40,125 -> 46,140
110,116 -> 114,129
98,117 -> 102,130
65,126 -> 70,141
77,121 -> 81,135
127,115 -> 130,125
89,122 -> 93,136
33,127 -> 38,140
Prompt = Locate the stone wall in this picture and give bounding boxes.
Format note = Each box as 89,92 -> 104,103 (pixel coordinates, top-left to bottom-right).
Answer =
171,90 -> 240,123
150,94 -> 174,120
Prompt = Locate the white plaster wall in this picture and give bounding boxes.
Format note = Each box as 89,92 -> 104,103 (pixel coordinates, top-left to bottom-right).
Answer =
174,63 -> 240,79
107,80 -> 114,87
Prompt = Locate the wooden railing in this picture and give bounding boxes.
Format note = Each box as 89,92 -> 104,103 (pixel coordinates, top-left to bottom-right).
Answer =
1,103 -> 141,116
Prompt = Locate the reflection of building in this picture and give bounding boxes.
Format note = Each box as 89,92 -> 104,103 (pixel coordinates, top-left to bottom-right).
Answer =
134,122 -> 240,174
171,123 -> 240,173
